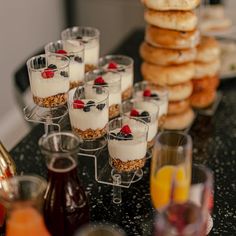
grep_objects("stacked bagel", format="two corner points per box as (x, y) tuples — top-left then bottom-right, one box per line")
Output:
(140, 0), (201, 130)
(191, 36), (221, 108)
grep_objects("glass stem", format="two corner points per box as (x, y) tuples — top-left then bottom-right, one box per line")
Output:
(112, 174), (122, 204)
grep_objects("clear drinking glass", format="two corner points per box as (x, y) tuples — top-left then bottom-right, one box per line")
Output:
(0, 175), (50, 236)
(99, 55), (134, 101)
(61, 26), (100, 72)
(107, 116), (148, 172)
(121, 98), (159, 148)
(133, 81), (168, 128)
(150, 132), (192, 211)
(75, 224), (126, 236)
(85, 68), (121, 119)
(45, 40), (85, 89)
(153, 164), (213, 236)
(39, 132), (89, 236)
(27, 54), (70, 108)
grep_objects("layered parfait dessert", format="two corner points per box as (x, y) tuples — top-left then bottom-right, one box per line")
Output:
(133, 81), (168, 127)
(61, 26), (100, 72)
(68, 86), (109, 140)
(45, 40), (85, 89)
(99, 55), (134, 101)
(85, 69), (121, 119)
(27, 54), (70, 108)
(122, 99), (159, 148)
(108, 117), (148, 172)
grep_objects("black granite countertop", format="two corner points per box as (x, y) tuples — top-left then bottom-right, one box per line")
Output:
(10, 30), (236, 235)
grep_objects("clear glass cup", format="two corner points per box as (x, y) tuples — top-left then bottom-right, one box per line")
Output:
(153, 202), (206, 236)
(68, 85), (109, 140)
(85, 68), (121, 119)
(0, 175), (50, 236)
(99, 55), (134, 101)
(190, 164), (214, 234)
(133, 81), (169, 128)
(27, 54), (70, 108)
(61, 26), (100, 72)
(75, 224), (126, 236)
(121, 98), (159, 148)
(107, 116), (148, 172)
(45, 40), (85, 89)
(153, 164), (213, 236)
(39, 132), (89, 236)
(150, 132), (192, 211)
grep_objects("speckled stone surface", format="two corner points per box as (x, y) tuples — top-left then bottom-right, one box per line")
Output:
(9, 30), (236, 235)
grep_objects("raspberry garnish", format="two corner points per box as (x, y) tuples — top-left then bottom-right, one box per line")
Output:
(94, 76), (106, 85)
(143, 89), (151, 97)
(73, 100), (84, 109)
(108, 61), (118, 69)
(120, 125), (132, 135)
(130, 109), (139, 117)
(55, 49), (67, 54)
(41, 68), (54, 79)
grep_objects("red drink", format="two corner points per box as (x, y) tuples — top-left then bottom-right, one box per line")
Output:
(154, 202), (206, 236)
(44, 156), (89, 236)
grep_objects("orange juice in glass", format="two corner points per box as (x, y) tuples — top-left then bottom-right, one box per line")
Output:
(150, 132), (192, 211)
(0, 175), (51, 236)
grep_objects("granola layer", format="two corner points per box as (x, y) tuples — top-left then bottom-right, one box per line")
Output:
(33, 93), (67, 108)
(109, 104), (120, 120)
(111, 157), (146, 172)
(69, 81), (84, 90)
(72, 126), (106, 139)
(147, 136), (155, 149)
(158, 114), (167, 129)
(85, 64), (97, 73)
(122, 86), (132, 101)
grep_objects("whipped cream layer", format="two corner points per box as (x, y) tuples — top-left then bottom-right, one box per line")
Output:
(86, 72), (121, 106)
(69, 99), (108, 131)
(135, 91), (168, 117)
(82, 37), (99, 65)
(30, 71), (69, 98)
(69, 60), (85, 82)
(63, 40), (84, 53)
(108, 121), (147, 162)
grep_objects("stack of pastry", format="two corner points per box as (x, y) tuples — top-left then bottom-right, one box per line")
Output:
(140, 0), (200, 130)
(191, 36), (221, 109)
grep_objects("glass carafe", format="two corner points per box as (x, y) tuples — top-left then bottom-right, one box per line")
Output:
(39, 132), (89, 236)
(0, 175), (50, 236)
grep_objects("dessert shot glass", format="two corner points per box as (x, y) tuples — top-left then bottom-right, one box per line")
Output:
(99, 55), (134, 101)
(133, 81), (169, 128)
(68, 85), (109, 141)
(27, 54), (70, 108)
(107, 116), (148, 172)
(61, 26), (100, 72)
(45, 40), (85, 89)
(85, 68), (121, 119)
(122, 98), (159, 148)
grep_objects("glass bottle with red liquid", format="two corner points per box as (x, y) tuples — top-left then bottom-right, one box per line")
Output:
(39, 132), (89, 236)
(0, 140), (17, 231)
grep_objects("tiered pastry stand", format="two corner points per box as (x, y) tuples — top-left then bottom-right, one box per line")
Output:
(23, 104), (151, 204)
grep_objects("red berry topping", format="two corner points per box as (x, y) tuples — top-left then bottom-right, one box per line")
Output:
(94, 76), (106, 85)
(41, 68), (54, 79)
(73, 100), (84, 109)
(108, 61), (118, 69)
(143, 89), (151, 97)
(130, 109), (139, 117)
(120, 125), (132, 135)
(55, 49), (67, 54)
